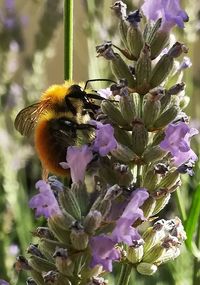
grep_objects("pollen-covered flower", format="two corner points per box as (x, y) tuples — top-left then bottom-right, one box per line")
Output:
(60, 145), (93, 183)
(29, 180), (61, 218)
(160, 122), (198, 166)
(141, 0), (188, 32)
(90, 235), (120, 272)
(91, 121), (117, 156)
(111, 188), (149, 245)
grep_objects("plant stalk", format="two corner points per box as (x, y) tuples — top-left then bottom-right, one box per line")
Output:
(64, 0), (73, 80)
(117, 263), (132, 285)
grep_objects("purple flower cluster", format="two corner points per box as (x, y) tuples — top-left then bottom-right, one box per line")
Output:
(90, 188), (149, 271)
(29, 180), (61, 218)
(160, 122), (198, 166)
(141, 0), (188, 32)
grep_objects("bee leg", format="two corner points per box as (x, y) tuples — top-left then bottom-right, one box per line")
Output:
(42, 167), (49, 181)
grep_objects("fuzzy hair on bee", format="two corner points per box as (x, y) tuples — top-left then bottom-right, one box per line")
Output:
(15, 80), (114, 177)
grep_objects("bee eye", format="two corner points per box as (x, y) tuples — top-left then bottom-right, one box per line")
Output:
(69, 84), (83, 93)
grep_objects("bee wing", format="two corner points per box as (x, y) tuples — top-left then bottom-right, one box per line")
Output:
(14, 100), (49, 136)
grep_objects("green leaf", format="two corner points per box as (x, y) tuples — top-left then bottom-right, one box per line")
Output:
(185, 184), (200, 258)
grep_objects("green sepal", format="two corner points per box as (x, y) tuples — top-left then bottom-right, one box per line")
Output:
(28, 255), (56, 273)
(153, 105), (179, 129)
(143, 96), (161, 128)
(58, 187), (82, 220)
(30, 270), (45, 285)
(132, 122), (148, 156)
(142, 168), (159, 192)
(48, 217), (71, 245)
(143, 146), (166, 163)
(111, 143), (139, 163)
(127, 25), (144, 60)
(157, 170), (180, 189)
(101, 100), (128, 127)
(127, 245), (144, 263)
(141, 196), (156, 218)
(136, 262), (158, 276)
(152, 193), (171, 215)
(119, 19), (129, 50)
(150, 30), (169, 59)
(39, 238), (66, 261)
(71, 183), (89, 216)
(110, 53), (136, 88)
(150, 54), (174, 88)
(119, 93), (140, 124)
(135, 43), (152, 94)
(70, 229), (89, 251)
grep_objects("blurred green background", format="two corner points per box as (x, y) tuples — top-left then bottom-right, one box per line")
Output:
(0, 0), (200, 284)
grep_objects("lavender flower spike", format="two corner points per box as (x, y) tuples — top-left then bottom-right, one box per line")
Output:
(90, 235), (120, 272)
(91, 121), (117, 156)
(111, 188), (149, 245)
(60, 145), (93, 183)
(29, 180), (61, 218)
(160, 122), (198, 166)
(0, 280), (9, 285)
(141, 0), (188, 32)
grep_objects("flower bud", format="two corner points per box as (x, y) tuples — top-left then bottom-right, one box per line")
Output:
(142, 168), (159, 192)
(143, 221), (166, 252)
(48, 216), (71, 244)
(111, 1), (127, 20)
(168, 42), (188, 58)
(119, 93), (140, 124)
(27, 244), (44, 258)
(53, 248), (74, 276)
(136, 262), (157, 275)
(152, 130), (165, 146)
(71, 182), (89, 217)
(84, 210), (102, 234)
(127, 240), (144, 263)
(39, 238), (66, 260)
(30, 271), (44, 285)
(28, 256), (56, 273)
(126, 12), (144, 59)
(153, 105), (180, 129)
(110, 53), (136, 88)
(167, 82), (185, 96)
(160, 93), (171, 113)
(148, 27), (169, 59)
(58, 188), (81, 220)
(150, 54), (174, 88)
(141, 196), (156, 218)
(87, 276), (108, 285)
(15, 255), (32, 272)
(70, 225), (89, 250)
(33, 227), (54, 239)
(152, 193), (171, 215)
(132, 121), (148, 156)
(111, 143), (138, 163)
(143, 244), (166, 263)
(114, 126), (132, 147)
(143, 95), (161, 128)
(143, 146), (166, 163)
(101, 100), (127, 127)
(135, 43), (152, 94)
(157, 170), (180, 189)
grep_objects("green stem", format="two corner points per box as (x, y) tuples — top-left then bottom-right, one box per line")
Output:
(136, 164), (142, 188)
(117, 263), (132, 285)
(193, 220), (200, 285)
(175, 188), (187, 222)
(64, 0), (73, 80)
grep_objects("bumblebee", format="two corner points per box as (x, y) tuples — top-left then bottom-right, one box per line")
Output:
(15, 80), (115, 177)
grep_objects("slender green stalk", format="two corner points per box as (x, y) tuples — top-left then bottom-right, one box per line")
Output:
(136, 164), (142, 188)
(193, 220), (200, 285)
(64, 0), (73, 80)
(175, 188), (187, 222)
(117, 263), (132, 285)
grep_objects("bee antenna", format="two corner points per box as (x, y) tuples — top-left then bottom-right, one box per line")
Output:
(84, 79), (117, 90)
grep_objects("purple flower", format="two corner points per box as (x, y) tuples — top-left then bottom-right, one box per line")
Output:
(178, 56), (192, 71)
(91, 121), (117, 156)
(141, 0), (188, 32)
(90, 235), (120, 272)
(0, 280), (9, 285)
(160, 122), (198, 166)
(60, 145), (93, 183)
(29, 180), (61, 218)
(111, 188), (149, 245)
